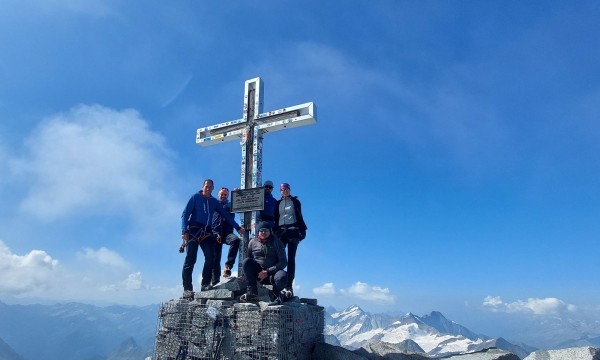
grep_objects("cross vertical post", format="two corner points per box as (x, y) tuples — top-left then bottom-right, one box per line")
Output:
(239, 78), (263, 275)
(196, 77), (316, 276)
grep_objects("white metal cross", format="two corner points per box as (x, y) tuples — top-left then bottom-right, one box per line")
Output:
(196, 77), (316, 273)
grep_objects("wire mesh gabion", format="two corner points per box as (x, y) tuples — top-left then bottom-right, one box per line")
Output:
(152, 298), (324, 360)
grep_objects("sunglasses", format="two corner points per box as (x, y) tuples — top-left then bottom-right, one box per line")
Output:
(258, 228), (270, 233)
(265, 186), (273, 189)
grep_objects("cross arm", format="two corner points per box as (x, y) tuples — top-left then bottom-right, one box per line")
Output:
(255, 102), (316, 133)
(196, 118), (247, 146)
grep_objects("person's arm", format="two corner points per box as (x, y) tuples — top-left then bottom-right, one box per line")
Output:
(274, 200), (281, 231)
(268, 240), (288, 274)
(211, 211), (221, 236)
(294, 197), (307, 231)
(181, 195), (196, 234)
(215, 199), (245, 234)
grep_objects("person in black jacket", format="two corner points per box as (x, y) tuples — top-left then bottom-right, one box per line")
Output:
(274, 182), (307, 298)
(260, 180), (277, 229)
(211, 187), (240, 284)
(240, 221), (289, 305)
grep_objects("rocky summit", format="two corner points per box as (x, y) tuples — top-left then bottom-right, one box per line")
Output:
(152, 277), (324, 360)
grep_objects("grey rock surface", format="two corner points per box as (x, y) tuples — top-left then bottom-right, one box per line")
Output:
(443, 348), (520, 360)
(362, 338), (426, 356)
(523, 346), (600, 360)
(312, 342), (369, 360)
(196, 288), (235, 299)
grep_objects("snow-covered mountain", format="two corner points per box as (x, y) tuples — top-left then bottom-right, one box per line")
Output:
(325, 305), (533, 358)
(326, 304), (397, 348)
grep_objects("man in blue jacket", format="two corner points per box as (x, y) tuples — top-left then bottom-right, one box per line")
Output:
(181, 179), (245, 300)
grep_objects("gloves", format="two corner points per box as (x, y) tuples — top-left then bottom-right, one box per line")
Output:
(299, 230), (306, 240)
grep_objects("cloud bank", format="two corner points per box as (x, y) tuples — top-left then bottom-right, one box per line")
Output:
(78, 247), (130, 269)
(313, 281), (395, 305)
(483, 295), (577, 315)
(10, 104), (180, 234)
(0, 240), (178, 303)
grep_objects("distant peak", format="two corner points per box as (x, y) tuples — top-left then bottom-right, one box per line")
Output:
(344, 304), (363, 313)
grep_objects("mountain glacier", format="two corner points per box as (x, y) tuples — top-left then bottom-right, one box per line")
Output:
(325, 305), (533, 358)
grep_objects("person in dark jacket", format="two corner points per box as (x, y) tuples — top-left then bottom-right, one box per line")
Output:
(180, 179), (244, 300)
(274, 182), (307, 297)
(260, 180), (277, 229)
(211, 187), (240, 284)
(240, 221), (290, 305)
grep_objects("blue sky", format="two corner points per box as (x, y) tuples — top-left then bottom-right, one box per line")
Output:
(1, 0), (600, 342)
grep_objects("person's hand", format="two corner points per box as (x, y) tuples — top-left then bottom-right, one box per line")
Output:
(182, 232), (189, 241)
(258, 270), (268, 281)
(237, 227), (246, 235)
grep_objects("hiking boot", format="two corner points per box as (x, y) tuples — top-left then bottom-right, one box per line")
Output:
(281, 288), (293, 300)
(268, 297), (283, 306)
(200, 284), (213, 292)
(240, 293), (259, 303)
(181, 290), (194, 300)
(223, 264), (232, 278)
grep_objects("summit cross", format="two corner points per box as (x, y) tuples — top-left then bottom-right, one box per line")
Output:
(196, 77), (316, 275)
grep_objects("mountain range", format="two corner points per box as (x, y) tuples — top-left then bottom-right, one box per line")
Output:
(1, 299), (598, 360)
(325, 305), (536, 358)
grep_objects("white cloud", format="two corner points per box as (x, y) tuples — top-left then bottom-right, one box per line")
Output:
(483, 295), (577, 315)
(78, 247), (129, 269)
(342, 282), (395, 304)
(123, 272), (142, 290)
(313, 282), (337, 295)
(98, 273), (143, 292)
(0, 240), (178, 303)
(312, 281), (395, 305)
(0, 240), (61, 294)
(11, 104), (180, 233)
(483, 295), (503, 308)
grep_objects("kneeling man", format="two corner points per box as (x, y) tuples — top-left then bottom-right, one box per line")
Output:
(241, 221), (291, 305)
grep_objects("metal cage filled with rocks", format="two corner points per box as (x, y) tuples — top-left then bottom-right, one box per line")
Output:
(153, 296), (324, 360)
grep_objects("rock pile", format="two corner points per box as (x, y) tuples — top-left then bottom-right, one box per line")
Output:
(152, 277), (324, 359)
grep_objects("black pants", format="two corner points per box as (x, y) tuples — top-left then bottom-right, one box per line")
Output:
(182, 234), (216, 291)
(242, 258), (287, 295)
(211, 233), (240, 285)
(277, 227), (301, 290)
